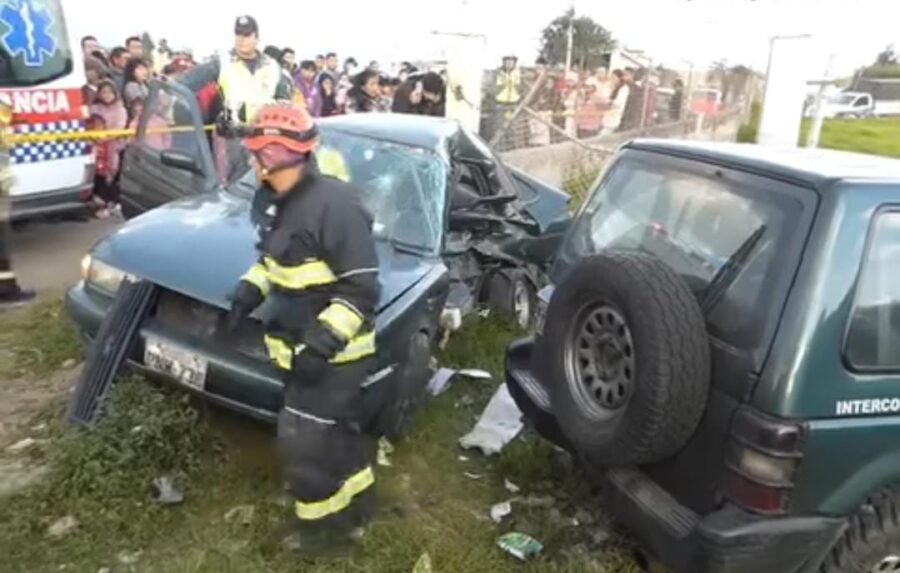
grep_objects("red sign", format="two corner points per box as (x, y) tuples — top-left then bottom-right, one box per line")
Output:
(0, 88), (85, 124)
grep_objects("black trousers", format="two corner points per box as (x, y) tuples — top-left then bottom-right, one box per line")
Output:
(277, 356), (376, 536)
(0, 218), (19, 298)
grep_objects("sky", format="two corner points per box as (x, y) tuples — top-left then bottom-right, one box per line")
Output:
(66, 0), (900, 78)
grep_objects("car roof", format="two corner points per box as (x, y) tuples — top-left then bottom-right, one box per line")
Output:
(626, 139), (900, 188)
(318, 113), (461, 154)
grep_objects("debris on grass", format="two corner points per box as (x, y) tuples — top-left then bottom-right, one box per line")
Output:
(6, 437), (43, 453)
(427, 368), (457, 396)
(224, 504), (255, 525)
(116, 550), (142, 565)
(574, 508), (595, 526)
(377, 437), (395, 467)
(459, 385), (523, 455)
(464, 472), (483, 480)
(458, 455), (469, 462)
(47, 515), (78, 538)
(412, 551), (433, 573)
(458, 369), (492, 380)
(490, 500), (513, 523)
(497, 532), (544, 561)
(504, 478), (521, 494)
(152, 476), (184, 505)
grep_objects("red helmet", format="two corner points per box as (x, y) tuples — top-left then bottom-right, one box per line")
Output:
(243, 103), (318, 154)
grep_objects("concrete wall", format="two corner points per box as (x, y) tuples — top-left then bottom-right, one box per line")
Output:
(500, 113), (741, 190)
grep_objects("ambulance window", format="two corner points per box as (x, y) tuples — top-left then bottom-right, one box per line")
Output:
(0, 0), (74, 87)
(846, 212), (900, 370)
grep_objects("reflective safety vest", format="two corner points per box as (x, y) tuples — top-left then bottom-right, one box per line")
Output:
(218, 54), (283, 123)
(496, 69), (521, 105)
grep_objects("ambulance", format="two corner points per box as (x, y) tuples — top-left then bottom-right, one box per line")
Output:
(0, 0), (94, 221)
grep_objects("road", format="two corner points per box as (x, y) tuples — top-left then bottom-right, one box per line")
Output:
(9, 217), (122, 293)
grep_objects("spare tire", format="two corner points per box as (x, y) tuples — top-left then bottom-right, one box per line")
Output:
(538, 250), (709, 465)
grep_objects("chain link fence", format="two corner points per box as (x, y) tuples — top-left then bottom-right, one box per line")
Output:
(480, 69), (748, 206)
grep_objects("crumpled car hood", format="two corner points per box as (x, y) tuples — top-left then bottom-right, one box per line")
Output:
(92, 191), (436, 312)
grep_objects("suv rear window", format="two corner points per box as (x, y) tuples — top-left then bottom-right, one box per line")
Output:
(557, 151), (807, 354)
(845, 212), (900, 370)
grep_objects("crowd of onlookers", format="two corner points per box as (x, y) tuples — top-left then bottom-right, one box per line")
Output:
(486, 55), (688, 148)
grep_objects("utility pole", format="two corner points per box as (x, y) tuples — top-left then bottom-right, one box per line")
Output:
(565, 0), (575, 74)
(807, 54), (836, 149)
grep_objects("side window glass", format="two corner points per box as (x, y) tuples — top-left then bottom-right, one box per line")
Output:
(140, 88), (201, 158)
(846, 212), (900, 369)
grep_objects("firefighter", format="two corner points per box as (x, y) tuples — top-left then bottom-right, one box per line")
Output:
(0, 102), (34, 308)
(180, 15), (293, 128)
(224, 102), (379, 551)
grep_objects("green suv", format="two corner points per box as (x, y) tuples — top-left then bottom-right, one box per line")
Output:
(505, 140), (900, 572)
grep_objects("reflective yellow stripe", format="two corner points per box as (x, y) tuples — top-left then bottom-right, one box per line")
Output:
(318, 302), (363, 340)
(294, 466), (374, 521)
(266, 331), (375, 371)
(241, 263), (270, 297)
(264, 335), (294, 370)
(264, 257), (337, 290)
(331, 331), (375, 364)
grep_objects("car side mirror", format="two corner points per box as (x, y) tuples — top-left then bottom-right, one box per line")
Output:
(160, 150), (204, 176)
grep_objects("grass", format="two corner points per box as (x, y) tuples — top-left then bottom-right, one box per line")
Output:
(0, 294), (82, 379)
(799, 117), (900, 158)
(0, 305), (640, 573)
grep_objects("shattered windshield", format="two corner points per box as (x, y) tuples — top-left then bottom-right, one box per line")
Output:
(231, 129), (447, 255)
(0, 0), (74, 87)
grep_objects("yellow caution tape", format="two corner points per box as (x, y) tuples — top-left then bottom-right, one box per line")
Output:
(1, 124), (216, 145)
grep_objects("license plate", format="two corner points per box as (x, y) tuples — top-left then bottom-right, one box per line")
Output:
(143, 337), (208, 390)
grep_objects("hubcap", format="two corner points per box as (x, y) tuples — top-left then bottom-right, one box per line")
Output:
(564, 304), (635, 419)
(513, 280), (531, 328)
(872, 555), (900, 572)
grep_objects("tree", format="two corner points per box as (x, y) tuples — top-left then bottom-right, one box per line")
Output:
(539, 9), (615, 71)
(876, 45), (897, 66)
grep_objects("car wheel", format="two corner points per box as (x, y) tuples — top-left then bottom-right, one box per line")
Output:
(537, 250), (710, 465)
(821, 490), (900, 573)
(380, 331), (433, 441)
(488, 269), (536, 329)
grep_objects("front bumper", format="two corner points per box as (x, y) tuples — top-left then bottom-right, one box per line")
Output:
(11, 183), (92, 221)
(504, 337), (847, 573)
(66, 282), (284, 421)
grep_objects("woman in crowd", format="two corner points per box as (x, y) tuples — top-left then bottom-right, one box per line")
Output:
(123, 58), (151, 111)
(346, 69), (389, 113)
(319, 74), (340, 116)
(602, 69), (629, 135)
(89, 80), (127, 217)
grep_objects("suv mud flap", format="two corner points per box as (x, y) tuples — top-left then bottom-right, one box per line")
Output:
(67, 280), (159, 425)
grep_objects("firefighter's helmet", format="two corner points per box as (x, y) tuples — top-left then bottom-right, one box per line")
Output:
(243, 103), (318, 155)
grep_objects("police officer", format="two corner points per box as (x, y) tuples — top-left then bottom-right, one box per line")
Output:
(180, 15), (293, 126)
(0, 102), (33, 308)
(225, 102), (379, 551)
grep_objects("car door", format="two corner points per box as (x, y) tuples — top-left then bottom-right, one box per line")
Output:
(119, 80), (216, 217)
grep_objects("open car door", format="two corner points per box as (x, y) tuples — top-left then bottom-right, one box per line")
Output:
(119, 80), (216, 218)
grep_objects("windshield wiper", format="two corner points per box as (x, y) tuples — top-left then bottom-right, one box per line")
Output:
(699, 225), (767, 314)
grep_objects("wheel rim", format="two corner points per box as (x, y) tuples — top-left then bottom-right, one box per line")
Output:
(872, 555), (900, 572)
(513, 280), (531, 328)
(563, 303), (636, 420)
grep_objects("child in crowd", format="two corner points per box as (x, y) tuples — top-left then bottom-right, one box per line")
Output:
(89, 80), (127, 218)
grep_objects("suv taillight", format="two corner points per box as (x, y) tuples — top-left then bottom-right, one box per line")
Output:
(723, 407), (805, 514)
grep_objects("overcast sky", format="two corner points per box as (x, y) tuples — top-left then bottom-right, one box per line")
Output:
(67, 0), (899, 77)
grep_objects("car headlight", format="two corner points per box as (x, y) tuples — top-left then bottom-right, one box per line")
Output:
(81, 255), (126, 295)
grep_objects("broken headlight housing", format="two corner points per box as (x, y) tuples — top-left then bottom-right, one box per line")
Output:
(81, 254), (126, 295)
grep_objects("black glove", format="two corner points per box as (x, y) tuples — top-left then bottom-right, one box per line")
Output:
(300, 322), (346, 361)
(215, 108), (237, 138)
(222, 281), (264, 333)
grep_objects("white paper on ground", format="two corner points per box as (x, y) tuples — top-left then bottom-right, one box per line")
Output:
(427, 368), (457, 396)
(457, 369), (493, 380)
(490, 501), (513, 523)
(458, 384), (524, 455)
